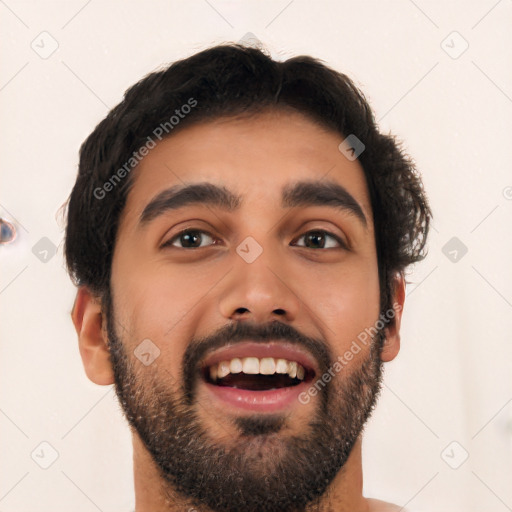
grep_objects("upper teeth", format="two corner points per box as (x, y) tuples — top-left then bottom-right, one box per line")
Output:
(209, 357), (306, 381)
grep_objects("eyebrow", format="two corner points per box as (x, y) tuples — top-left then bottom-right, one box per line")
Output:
(139, 180), (368, 228)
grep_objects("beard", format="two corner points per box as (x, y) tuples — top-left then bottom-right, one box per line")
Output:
(104, 293), (387, 512)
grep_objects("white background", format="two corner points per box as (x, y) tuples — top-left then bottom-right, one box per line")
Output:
(1, 1), (512, 511)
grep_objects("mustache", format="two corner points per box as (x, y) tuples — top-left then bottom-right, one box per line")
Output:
(181, 319), (333, 404)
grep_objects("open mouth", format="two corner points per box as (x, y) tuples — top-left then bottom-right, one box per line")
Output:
(203, 357), (315, 391)
(198, 341), (319, 411)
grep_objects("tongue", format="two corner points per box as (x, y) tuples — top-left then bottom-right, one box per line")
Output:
(215, 373), (299, 390)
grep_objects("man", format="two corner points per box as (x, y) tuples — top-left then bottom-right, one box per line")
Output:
(65, 43), (431, 511)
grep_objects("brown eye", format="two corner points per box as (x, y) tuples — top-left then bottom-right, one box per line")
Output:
(293, 230), (346, 250)
(163, 229), (217, 249)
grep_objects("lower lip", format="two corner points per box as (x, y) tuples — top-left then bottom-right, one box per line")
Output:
(202, 380), (311, 413)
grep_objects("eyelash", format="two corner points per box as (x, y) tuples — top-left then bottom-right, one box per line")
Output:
(162, 228), (348, 251)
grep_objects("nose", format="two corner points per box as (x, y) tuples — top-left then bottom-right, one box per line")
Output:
(218, 249), (302, 326)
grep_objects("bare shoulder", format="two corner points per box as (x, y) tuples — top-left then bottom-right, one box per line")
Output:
(366, 498), (403, 511)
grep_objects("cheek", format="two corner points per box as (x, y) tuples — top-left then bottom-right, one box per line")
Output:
(306, 259), (380, 356)
(111, 258), (219, 374)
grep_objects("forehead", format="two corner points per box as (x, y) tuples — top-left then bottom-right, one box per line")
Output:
(120, 110), (373, 229)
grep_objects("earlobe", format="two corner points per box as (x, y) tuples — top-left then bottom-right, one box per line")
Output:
(71, 287), (114, 385)
(380, 273), (406, 363)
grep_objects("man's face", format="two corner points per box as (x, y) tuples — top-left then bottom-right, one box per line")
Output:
(107, 110), (386, 511)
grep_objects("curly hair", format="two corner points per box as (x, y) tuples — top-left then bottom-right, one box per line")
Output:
(64, 43), (432, 316)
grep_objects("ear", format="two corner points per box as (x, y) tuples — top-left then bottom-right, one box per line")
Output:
(71, 287), (114, 385)
(380, 272), (406, 363)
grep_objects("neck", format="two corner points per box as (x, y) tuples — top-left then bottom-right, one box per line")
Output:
(133, 432), (370, 512)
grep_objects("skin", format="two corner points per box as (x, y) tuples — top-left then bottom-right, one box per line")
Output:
(72, 109), (406, 512)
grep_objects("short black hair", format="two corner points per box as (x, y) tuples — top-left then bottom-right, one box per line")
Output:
(64, 43), (432, 317)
